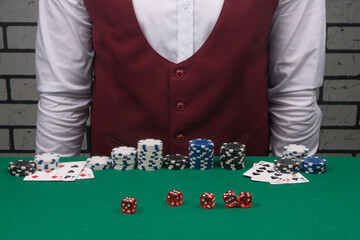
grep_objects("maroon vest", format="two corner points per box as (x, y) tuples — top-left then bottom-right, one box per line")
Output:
(84, 0), (279, 156)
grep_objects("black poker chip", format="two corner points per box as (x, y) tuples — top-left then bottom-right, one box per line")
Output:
(220, 161), (245, 170)
(220, 142), (246, 153)
(8, 160), (36, 177)
(220, 142), (246, 170)
(162, 154), (189, 170)
(273, 157), (300, 173)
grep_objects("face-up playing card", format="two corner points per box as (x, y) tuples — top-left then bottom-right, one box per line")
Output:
(243, 161), (269, 178)
(23, 169), (65, 181)
(243, 161), (309, 184)
(61, 162), (88, 181)
(24, 161), (87, 182)
(76, 167), (95, 180)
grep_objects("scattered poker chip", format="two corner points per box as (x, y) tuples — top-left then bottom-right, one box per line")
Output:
(188, 139), (214, 170)
(273, 157), (300, 174)
(86, 156), (112, 170)
(112, 146), (137, 171)
(220, 142), (246, 170)
(163, 154), (189, 170)
(301, 156), (327, 174)
(8, 160), (36, 177)
(283, 144), (309, 162)
(34, 153), (60, 171)
(137, 139), (163, 171)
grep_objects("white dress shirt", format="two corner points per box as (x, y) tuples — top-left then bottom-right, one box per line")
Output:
(35, 0), (326, 157)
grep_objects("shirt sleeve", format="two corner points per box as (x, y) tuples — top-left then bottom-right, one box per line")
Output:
(36, 0), (94, 156)
(268, 0), (326, 156)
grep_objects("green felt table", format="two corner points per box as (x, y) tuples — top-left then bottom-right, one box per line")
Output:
(1, 156), (359, 240)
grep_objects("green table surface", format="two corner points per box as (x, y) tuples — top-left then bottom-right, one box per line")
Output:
(1, 156), (359, 240)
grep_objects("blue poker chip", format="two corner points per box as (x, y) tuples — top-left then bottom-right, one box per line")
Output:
(301, 156), (326, 166)
(189, 139), (214, 147)
(301, 156), (326, 174)
(188, 138), (214, 170)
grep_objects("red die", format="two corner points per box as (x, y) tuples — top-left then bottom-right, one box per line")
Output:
(121, 197), (137, 214)
(200, 193), (216, 209)
(222, 190), (239, 208)
(238, 192), (252, 208)
(167, 190), (183, 206)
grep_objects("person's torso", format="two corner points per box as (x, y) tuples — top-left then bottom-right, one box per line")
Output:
(83, 0), (279, 156)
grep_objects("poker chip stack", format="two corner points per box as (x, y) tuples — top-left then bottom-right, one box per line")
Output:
(188, 139), (214, 170)
(137, 139), (163, 171)
(86, 156), (112, 170)
(283, 144), (309, 163)
(301, 156), (327, 174)
(220, 142), (246, 170)
(8, 160), (36, 176)
(162, 154), (189, 170)
(34, 153), (60, 171)
(273, 157), (300, 174)
(111, 146), (137, 171)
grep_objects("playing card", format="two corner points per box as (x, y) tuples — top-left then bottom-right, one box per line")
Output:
(76, 167), (95, 180)
(24, 161), (87, 182)
(61, 162), (87, 181)
(243, 161), (309, 184)
(23, 169), (65, 181)
(268, 173), (309, 185)
(243, 161), (270, 178)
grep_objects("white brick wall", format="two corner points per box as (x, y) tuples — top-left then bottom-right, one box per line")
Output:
(323, 80), (360, 102)
(0, 53), (35, 75)
(320, 105), (357, 126)
(325, 54), (360, 76)
(327, 27), (360, 50)
(0, 129), (10, 150)
(10, 78), (39, 101)
(7, 26), (37, 49)
(0, 0), (39, 22)
(0, 29), (3, 49)
(0, 79), (7, 100)
(326, 0), (360, 23)
(13, 128), (36, 150)
(319, 130), (360, 151)
(0, 0), (359, 156)
(0, 104), (37, 125)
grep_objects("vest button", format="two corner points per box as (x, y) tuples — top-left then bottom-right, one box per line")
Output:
(176, 133), (185, 143)
(175, 69), (185, 78)
(175, 101), (186, 111)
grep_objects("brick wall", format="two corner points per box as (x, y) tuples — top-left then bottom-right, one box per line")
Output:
(320, 0), (360, 157)
(0, 0), (359, 157)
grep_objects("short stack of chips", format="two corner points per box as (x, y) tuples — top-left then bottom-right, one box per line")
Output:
(162, 154), (189, 170)
(283, 144), (309, 163)
(8, 160), (36, 176)
(301, 156), (327, 174)
(188, 139), (214, 170)
(273, 157), (300, 173)
(111, 146), (137, 171)
(220, 142), (246, 170)
(34, 153), (60, 171)
(137, 139), (163, 171)
(86, 156), (112, 170)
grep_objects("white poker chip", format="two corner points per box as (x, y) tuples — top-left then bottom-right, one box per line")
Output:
(137, 139), (163, 149)
(137, 139), (163, 171)
(112, 146), (137, 156)
(34, 152), (60, 171)
(86, 156), (112, 170)
(34, 152), (60, 164)
(283, 144), (309, 158)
